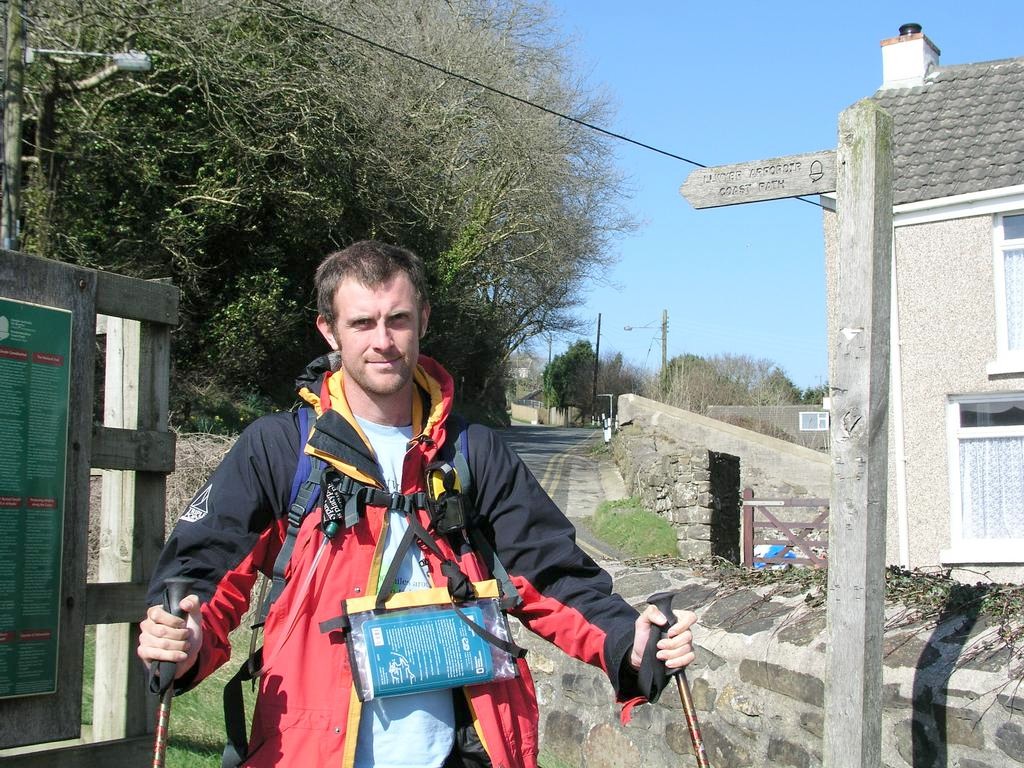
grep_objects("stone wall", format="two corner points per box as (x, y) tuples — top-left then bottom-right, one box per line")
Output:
(519, 561), (1023, 768)
(554, 395), (1021, 766)
(617, 395), (830, 499)
(611, 425), (740, 561)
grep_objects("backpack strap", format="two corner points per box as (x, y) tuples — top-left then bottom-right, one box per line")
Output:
(449, 420), (522, 612)
(221, 648), (261, 768)
(256, 406), (325, 626)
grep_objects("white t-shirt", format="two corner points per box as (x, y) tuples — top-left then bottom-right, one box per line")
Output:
(353, 416), (455, 768)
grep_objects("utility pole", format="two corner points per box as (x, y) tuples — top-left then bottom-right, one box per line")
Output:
(592, 313), (601, 417)
(2, 0), (24, 251)
(661, 309), (668, 375)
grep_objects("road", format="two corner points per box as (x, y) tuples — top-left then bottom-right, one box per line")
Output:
(497, 425), (628, 561)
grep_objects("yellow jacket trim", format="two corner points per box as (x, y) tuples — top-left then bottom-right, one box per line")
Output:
(342, 686), (362, 768)
(413, 364), (445, 438)
(344, 580), (500, 615)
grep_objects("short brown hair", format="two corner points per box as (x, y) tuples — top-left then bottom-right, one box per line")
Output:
(315, 240), (429, 326)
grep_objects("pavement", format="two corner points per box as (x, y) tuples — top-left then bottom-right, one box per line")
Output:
(500, 426), (631, 562)
(558, 436), (631, 562)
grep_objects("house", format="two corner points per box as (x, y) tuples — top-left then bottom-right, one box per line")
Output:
(823, 24), (1024, 582)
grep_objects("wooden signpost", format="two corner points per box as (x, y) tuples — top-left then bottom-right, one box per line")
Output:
(680, 149), (836, 209)
(680, 100), (893, 768)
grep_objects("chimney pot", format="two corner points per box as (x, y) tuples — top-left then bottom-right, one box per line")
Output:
(880, 24), (940, 89)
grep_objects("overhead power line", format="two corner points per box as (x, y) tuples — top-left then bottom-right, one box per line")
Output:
(262, 0), (825, 209)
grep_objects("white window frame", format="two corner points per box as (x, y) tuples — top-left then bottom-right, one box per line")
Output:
(798, 411), (829, 432)
(942, 393), (1024, 564)
(986, 212), (1024, 375)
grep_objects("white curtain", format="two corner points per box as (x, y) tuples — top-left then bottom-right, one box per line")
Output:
(960, 436), (1024, 538)
(1006, 248), (1024, 351)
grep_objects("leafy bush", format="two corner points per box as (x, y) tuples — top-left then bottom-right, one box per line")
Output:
(173, 384), (277, 434)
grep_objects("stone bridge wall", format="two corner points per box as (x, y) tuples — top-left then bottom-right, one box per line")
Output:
(520, 562), (1022, 768)
(616, 394), (830, 499)
(611, 395), (830, 562)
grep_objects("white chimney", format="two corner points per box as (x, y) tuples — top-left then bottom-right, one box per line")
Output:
(880, 23), (941, 90)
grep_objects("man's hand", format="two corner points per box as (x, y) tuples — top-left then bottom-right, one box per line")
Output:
(630, 604), (697, 671)
(137, 594), (203, 680)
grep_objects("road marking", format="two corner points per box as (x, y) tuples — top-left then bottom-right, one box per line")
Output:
(538, 452), (568, 494)
(576, 538), (604, 560)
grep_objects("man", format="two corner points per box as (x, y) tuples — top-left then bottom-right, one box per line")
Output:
(138, 240), (696, 768)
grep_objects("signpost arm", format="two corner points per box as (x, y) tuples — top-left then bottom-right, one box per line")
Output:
(823, 99), (893, 768)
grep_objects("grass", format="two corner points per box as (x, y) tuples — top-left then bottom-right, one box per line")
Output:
(82, 623), (258, 767)
(589, 497), (678, 558)
(166, 622), (261, 767)
(538, 751), (578, 768)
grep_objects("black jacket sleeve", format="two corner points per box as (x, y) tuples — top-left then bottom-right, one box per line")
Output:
(463, 424), (642, 701)
(146, 411), (301, 607)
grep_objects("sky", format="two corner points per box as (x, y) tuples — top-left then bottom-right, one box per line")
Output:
(542, 1), (1024, 389)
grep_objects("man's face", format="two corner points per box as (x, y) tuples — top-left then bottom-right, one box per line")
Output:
(315, 273), (430, 417)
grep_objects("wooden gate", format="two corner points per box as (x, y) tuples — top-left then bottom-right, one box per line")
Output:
(741, 487), (829, 568)
(0, 251), (177, 765)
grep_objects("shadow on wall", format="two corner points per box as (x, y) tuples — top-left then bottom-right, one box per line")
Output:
(910, 582), (991, 768)
(709, 450), (741, 564)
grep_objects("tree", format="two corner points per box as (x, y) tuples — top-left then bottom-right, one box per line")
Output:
(595, 351), (645, 404)
(655, 352), (801, 413)
(800, 384), (829, 405)
(543, 340), (596, 417)
(658, 354), (742, 413)
(20, 0), (632, 425)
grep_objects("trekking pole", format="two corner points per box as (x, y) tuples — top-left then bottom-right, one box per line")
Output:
(151, 577), (194, 768)
(648, 591), (711, 768)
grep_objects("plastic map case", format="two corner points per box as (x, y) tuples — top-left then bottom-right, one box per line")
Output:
(347, 598), (517, 700)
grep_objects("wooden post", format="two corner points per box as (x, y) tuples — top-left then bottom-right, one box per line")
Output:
(592, 312), (602, 416)
(741, 487), (754, 567)
(660, 309), (668, 377)
(125, 317), (173, 736)
(823, 100), (893, 768)
(92, 316), (141, 740)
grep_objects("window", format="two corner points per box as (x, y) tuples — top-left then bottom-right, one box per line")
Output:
(798, 411), (829, 431)
(944, 394), (1024, 563)
(988, 213), (1024, 374)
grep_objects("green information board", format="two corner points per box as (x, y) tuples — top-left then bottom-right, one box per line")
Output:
(0, 297), (72, 699)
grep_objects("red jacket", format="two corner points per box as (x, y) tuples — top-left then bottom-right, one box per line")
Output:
(150, 355), (644, 767)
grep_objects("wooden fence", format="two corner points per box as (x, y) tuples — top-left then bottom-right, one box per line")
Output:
(0, 251), (177, 765)
(741, 487), (829, 568)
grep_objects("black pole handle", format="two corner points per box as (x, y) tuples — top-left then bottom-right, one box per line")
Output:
(648, 591), (710, 767)
(635, 590), (680, 703)
(646, 590), (679, 675)
(150, 577), (194, 696)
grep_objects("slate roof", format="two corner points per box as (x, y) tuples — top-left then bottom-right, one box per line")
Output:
(872, 56), (1024, 205)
